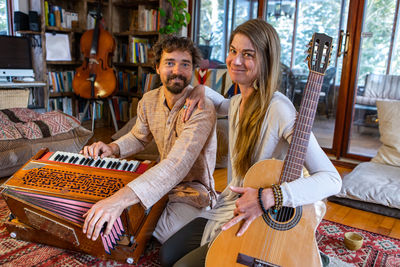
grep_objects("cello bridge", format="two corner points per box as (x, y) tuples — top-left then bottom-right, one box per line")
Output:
(89, 58), (99, 65)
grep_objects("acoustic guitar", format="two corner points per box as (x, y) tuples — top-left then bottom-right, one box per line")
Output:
(205, 33), (333, 267)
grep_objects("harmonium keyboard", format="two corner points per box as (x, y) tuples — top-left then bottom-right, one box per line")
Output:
(1, 148), (167, 264)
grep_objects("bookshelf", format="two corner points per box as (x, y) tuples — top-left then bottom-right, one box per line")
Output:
(111, 0), (162, 122)
(17, 0), (163, 124)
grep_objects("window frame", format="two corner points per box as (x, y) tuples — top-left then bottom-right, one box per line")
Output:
(1, 0), (13, 35)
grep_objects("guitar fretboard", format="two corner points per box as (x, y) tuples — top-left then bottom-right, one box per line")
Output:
(280, 72), (325, 183)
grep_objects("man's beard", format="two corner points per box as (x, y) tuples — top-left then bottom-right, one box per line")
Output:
(166, 74), (189, 94)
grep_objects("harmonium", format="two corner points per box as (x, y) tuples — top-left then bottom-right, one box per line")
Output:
(1, 148), (167, 264)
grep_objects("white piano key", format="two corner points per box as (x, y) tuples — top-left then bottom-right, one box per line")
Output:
(128, 160), (140, 172)
(48, 151), (142, 173)
(117, 159), (127, 170)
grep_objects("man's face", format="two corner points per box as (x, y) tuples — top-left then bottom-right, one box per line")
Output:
(156, 50), (193, 95)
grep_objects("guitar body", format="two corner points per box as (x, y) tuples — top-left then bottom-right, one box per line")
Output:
(205, 159), (322, 267)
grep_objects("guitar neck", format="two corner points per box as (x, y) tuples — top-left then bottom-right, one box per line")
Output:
(280, 71), (325, 183)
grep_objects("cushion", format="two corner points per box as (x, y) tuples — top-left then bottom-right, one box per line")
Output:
(371, 100), (400, 167)
(356, 74), (400, 106)
(0, 108), (93, 178)
(335, 162), (400, 209)
(191, 68), (236, 97)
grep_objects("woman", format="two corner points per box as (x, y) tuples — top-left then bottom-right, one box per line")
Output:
(161, 19), (342, 267)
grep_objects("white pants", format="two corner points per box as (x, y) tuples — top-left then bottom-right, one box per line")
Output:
(153, 201), (206, 244)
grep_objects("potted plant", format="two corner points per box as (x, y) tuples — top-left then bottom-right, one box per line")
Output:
(159, 0), (191, 34)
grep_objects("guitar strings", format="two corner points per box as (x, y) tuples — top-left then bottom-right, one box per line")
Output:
(275, 72), (319, 264)
(262, 72), (323, 264)
(280, 73), (323, 263)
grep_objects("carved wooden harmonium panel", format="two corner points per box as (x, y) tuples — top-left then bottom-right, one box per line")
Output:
(1, 148), (162, 263)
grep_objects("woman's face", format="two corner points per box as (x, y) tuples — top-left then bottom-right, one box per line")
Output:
(226, 33), (259, 89)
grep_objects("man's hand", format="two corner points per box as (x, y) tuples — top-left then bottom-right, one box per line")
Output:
(183, 84), (206, 122)
(82, 187), (139, 240)
(222, 186), (275, 236)
(80, 141), (120, 159)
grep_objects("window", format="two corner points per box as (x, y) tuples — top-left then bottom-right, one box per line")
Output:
(192, 0), (400, 161)
(193, 0), (258, 63)
(266, 1), (295, 67)
(266, 0), (348, 152)
(0, 0), (9, 35)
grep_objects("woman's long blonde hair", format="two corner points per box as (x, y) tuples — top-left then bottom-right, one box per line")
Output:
(232, 19), (281, 177)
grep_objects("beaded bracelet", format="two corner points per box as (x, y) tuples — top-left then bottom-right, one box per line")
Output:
(258, 187), (269, 214)
(271, 184), (283, 213)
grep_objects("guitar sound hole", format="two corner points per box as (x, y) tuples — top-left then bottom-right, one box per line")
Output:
(261, 206), (302, 231)
(269, 207), (294, 222)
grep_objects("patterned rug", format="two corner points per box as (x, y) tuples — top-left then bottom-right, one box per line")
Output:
(1, 197), (400, 266)
(316, 220), (400, 266)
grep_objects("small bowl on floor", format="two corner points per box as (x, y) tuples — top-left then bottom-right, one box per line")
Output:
(344, 232), (364, 250)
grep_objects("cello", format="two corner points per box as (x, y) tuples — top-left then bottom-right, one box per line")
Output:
(72, 1), (117, 99)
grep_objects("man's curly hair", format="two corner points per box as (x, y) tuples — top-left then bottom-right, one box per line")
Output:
(152, 35), (202, 69)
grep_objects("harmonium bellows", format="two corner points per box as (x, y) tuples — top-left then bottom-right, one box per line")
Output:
(1, 148), (167, 264)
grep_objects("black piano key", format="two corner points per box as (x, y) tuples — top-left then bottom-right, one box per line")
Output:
(79, 157), (86, 165)
(122, 162), (128, 170)
(106, 161), (112, 168)
(68, 156), (75, 163)
(127, 163), (133, 171)
(115, 162), (121, 170)
(94, 159), (101, 167)
(99, 160), (106, 167)
(88, 158), (95, 166)
(111, 161), (118, 169)
(73, 157), (80, 164)
(54, 154), (61, 161)
(83, 158), (91, 165)
(60, 155), (67, 162)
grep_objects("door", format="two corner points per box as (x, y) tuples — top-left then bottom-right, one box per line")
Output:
(266, 0), (400, 160)
(343, 0), (400, 159)
(266, 0), (350, 151)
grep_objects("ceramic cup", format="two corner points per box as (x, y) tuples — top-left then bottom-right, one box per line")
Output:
(344, 232), (364, 250)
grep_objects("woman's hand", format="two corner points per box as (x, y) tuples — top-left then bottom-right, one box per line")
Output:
(183, 84), (206, 122)
(222, 186), (275, 236)
(80, 141), (120, 159)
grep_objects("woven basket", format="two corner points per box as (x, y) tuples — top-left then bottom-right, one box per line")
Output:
(0, 89), (30, 109)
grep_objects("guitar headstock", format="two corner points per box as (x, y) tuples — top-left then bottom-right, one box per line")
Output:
(306, 33), (333, 75)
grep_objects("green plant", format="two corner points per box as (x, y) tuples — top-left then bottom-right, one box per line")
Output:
(159, 0), (191, 34)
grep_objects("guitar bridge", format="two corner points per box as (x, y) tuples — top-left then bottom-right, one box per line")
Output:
(237, 253), (281, 267)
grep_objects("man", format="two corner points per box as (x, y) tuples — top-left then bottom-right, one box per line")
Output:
(81, 35), (218, 244)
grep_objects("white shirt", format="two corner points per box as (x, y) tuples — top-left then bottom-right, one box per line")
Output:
(200, 89), (342, 244)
